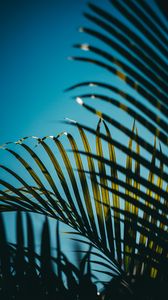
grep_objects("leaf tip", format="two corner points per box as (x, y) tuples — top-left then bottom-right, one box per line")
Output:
(67, 56), (74, 61)
(80, 43), (90, 51)
(65, 117), (77, 124)
(78, 27), (84, 32)
(76, 97), (84, 106)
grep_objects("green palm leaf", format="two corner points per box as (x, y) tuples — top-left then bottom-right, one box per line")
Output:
(0, 0), (168, 292)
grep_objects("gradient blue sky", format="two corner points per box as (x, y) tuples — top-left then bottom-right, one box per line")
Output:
(1, 0), (163, 144)
(0, 0), (135, 186)
(1, 0), (85, 142)
(1, 0), (118, 144)
(1, 0), (122, 263)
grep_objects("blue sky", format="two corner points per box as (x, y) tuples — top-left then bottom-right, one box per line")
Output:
(1, 0), (164, 144)
(1, 0), (117, 143)
(1, 0), (86, 142)
(1, 0), (122, 263)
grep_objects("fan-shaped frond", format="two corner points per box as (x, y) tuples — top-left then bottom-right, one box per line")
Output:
(0, 117), (167, 281)
(0, 0), (168, 293)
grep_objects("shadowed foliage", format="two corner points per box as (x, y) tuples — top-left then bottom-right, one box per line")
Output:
(0, 212), (99, 300)
(0, 212), (167, 299)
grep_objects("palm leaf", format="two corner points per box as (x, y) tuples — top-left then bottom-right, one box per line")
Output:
(0, 118), (167, 280)
(0, 0), (168, 291)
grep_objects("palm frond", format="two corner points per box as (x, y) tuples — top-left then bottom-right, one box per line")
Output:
(0, 212), (99, 299)
(0, 0), (168, 293)
(0, 117), (167, 280)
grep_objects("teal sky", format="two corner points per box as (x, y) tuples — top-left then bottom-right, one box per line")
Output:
(1, 0), (86, 143)
(0, 0), (135, 186)
(1, 0), (119, 144)
(1, 0), (165, 144)
(1, 0), (122, 266)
